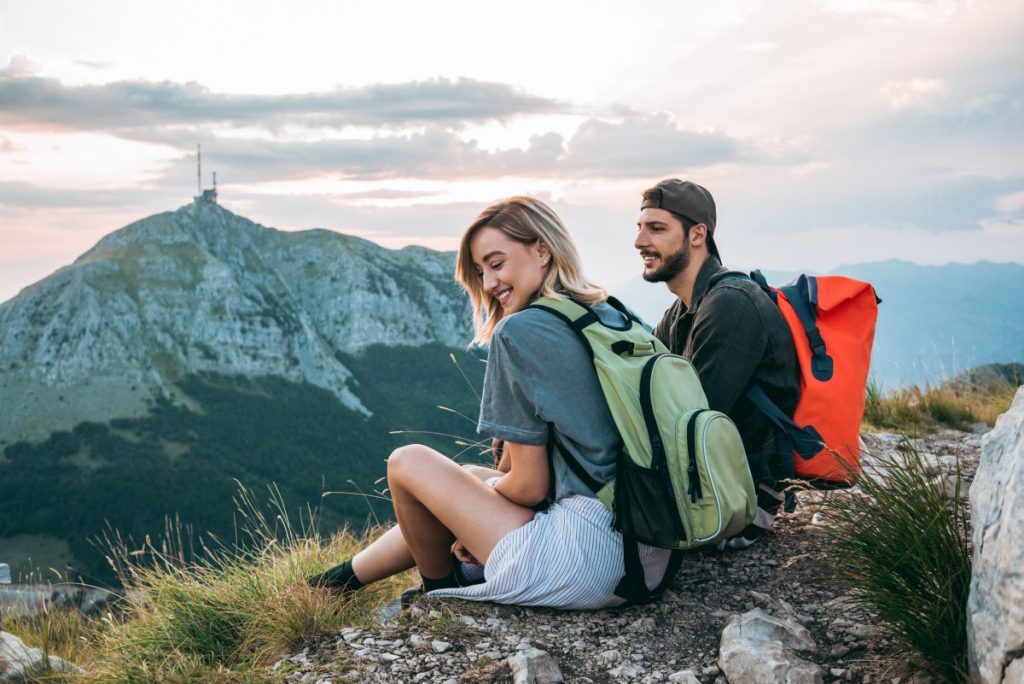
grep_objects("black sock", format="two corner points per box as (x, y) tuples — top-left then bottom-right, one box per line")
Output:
(421, 570), (460, 592)
(308, 559), (364, 592)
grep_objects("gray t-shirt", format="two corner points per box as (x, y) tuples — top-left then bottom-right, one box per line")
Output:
(478, 301), (626, 500)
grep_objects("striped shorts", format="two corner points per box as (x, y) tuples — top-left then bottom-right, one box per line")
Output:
(429, 495), (671, 610)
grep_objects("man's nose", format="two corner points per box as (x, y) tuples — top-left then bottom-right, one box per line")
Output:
(634, 231), (648, 250)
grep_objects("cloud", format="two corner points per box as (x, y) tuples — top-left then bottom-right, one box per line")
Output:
(0, 75), (567, 131)
(73, 59), (113, 70)
(995, 191), (1024, 213)
(134, 113), (742, 185)
(821, 0), (966, 23)
(0, 54), (40, 78)
(562, 114), (740, 175)
(0, 181), (180, 210)
(881, 78), (948, 109)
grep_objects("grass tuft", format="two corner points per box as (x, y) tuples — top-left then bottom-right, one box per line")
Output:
(816, 442), (971, 682)
(6, 484), (410, 682)
(863, 376), (1018, 436)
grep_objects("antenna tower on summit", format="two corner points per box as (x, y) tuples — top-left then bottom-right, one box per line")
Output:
(194, 144), (219, 204)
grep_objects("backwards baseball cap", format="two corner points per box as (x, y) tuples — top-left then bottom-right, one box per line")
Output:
(640, 179), (719, 260)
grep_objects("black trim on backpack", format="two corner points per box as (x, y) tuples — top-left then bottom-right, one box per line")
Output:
(686, 409), (705, 503)
(606, 296), (645, 327)
(550, 436), (604, 494)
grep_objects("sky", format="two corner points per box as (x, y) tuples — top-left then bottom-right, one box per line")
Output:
(1, 0), (1022, 303)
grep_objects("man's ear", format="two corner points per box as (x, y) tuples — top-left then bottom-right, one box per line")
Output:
(690, 223), (708, 248)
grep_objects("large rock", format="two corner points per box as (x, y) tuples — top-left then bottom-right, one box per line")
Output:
(0, 631), (84, 682)
(968, 386), (1024, 683)
(718, 608), (822, 684)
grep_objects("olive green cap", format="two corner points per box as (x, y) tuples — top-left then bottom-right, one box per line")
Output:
(641, 179), (719, 259)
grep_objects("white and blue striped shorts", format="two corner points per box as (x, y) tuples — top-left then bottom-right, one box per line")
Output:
(429, 495), (671, 610)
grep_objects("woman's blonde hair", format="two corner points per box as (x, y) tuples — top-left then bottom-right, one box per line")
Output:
(455, 196), (606, 345)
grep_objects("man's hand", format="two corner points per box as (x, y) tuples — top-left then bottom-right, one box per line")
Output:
(452, 540), (479, 565)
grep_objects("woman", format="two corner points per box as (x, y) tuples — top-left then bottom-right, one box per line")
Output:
(310, 197), (669, 609)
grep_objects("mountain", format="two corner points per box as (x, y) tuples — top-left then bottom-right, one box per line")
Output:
(0, 199), (485, 584)
(611, 260), (1024, 388)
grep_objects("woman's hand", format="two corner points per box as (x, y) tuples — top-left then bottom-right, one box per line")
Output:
(452, 540), (479, 565)
(492, 438), (510, 472)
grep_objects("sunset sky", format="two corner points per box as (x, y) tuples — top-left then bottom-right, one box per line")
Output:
(1, 0), (1022, 303)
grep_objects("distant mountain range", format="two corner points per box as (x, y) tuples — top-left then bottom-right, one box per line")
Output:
(1, 199), (1021, 583)
(614, 260), (1024, 389)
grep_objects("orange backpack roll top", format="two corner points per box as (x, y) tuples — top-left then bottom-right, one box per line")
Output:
(715, 271), (881, 487)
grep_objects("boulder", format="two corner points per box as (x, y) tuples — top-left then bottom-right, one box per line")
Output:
(719, 608), (822, 684)
(968, 387), (1024, 683)
(0, 630), (84, 681)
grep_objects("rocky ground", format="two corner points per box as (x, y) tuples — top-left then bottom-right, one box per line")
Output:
(274, 428), (983, 684)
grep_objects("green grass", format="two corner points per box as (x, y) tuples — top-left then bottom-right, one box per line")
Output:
(816, 443), (971, 682)
(5, 485), (413, 683)
(863, 376), (1018, 436)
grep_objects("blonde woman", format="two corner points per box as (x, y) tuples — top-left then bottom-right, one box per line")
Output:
(310, 197), (670, 609)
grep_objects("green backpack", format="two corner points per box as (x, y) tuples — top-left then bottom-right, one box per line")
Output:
(530, 294), (756, 603)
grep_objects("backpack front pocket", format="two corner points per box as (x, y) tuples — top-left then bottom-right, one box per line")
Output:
(612, 453), (687, 549)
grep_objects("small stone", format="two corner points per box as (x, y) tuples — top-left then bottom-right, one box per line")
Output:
(668, 670), (701, 684)
(830, 644), (850, 658)
(609, 663), (642, 679)
(600, 649), (622, 663)
(629, 616), (657, 632)
(831, 668), (847, 677)
(507, 647), (564, 683)
(409, 634), (429, 650)
(431, 640), (451, 653)
(380, 653), (400, 662)
(702, 664), (721, 676)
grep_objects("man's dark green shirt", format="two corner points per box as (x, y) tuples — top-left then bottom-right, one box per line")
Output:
(652, 256), (800, 487)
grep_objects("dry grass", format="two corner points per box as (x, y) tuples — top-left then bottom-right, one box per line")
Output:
(863, 376), (1018, 436)
(5, 485), (411, 683)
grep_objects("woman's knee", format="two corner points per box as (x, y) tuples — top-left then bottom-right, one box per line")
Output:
(387, 444), (435, 483)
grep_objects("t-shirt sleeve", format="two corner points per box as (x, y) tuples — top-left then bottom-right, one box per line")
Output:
(477, 321), (550, 445)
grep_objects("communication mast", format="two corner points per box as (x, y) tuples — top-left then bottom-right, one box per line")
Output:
(193, 144), (219, 204)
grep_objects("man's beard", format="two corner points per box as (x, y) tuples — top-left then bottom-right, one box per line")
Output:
(642, 243), (690, 283)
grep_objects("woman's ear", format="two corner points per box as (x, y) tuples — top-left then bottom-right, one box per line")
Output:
(536, 241), (550, 265)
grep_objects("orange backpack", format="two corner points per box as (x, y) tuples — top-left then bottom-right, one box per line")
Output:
(718, 272), (880, 487)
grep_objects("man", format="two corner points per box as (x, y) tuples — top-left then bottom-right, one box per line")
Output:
(635, 179), (800, 548)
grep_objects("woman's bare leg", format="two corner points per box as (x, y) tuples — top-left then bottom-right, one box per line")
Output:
(350, 525), (415, 583)
(386, 444), (534, 579)
(347, 460), (509, 584)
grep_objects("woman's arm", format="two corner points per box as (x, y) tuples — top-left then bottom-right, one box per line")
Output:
(492, 441), (549, 507)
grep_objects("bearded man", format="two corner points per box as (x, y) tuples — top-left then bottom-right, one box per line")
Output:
(635, 179), (800, 549)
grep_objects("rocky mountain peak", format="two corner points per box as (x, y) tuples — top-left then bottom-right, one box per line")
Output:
(0, 202), (472, 444)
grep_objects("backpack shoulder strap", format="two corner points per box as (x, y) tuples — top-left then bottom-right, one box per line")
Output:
(776, 275), (833, 382)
